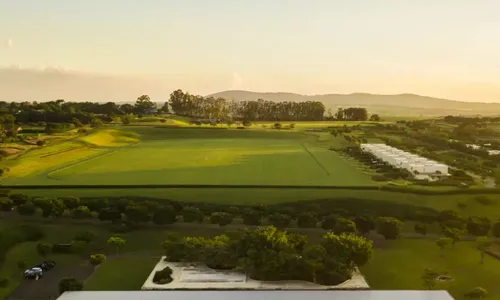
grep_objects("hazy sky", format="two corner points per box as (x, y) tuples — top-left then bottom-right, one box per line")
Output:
(1, 0), (500, 102)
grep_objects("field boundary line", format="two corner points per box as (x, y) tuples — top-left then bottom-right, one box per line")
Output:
(45, 142), (141, 180)
(300, 143), (330, 176)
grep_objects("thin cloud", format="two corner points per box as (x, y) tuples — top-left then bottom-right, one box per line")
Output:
(6, 38), (13, 48)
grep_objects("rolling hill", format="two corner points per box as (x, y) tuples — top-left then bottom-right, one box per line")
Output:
(208, 90), (500, 117)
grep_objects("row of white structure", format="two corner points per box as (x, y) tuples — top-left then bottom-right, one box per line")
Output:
(360, 144), (449, 175)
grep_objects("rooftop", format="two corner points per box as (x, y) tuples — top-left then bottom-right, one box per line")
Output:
(58, 291), (455, 300)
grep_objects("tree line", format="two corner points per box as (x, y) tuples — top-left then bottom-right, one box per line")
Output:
(169, 89), (326, 121)
(0, 90), (379, 134)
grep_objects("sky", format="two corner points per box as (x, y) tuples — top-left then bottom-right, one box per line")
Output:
(1, 0), (500, 102)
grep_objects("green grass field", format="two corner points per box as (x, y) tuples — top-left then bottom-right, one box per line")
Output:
(361, 239), (500, 300)
(1, 126), (373, 186)
(84, 257), (159, 290)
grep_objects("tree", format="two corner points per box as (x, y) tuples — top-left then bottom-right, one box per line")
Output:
(321, 232), (373, 267)
(120, 114), (135, 125)
(152, 205), (177, 225)
(467, 217), (491, 236)
(74, 231), (95, 244)
(422, 268), (439, 290)
(210, 212), (234, 226)
(333, 218), (357, 234)
(10, 194), (29, 206)
(268, 213), (292, 228)
(71, 117), (83, 128)
(89, 254), (106, 266)
(181, 207), (204, 223)
(160, 102), (169, 114)
(476, 236), (491, 264)
(36, 242), (52, 257)
(354, 215), (375, 235)
(436, 237), (452, 257)
(369, 114), (381, 122)
(414, 223), (428, 236)
(60, 196), (80, 210)
(242, 209), (261, 226)
(17, 201), (36, 216)
(297, 212), (318, 228)
(377, 217), (403, 240)
(72, 206), (92, 219)
(465, 287), (488, 299)
(90, 118), (103, 128)
(135, 95), (156, 115)
(107, 236), (126, 254)
(321, 215), (337, 230)
(443, 227), (464, 248)
(59, 277), (83, 294)
(124, 205), (150, 224)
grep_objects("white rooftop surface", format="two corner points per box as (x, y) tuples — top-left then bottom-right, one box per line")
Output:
(142, 257), (369, 290)
(58, 291), (455, 300)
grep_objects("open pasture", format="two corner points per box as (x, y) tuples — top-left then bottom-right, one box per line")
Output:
(1, 126), (373, 186)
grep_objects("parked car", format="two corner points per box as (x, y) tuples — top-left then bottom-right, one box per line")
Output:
(23, 261), (56, 280)
(24, 267), (43, 280)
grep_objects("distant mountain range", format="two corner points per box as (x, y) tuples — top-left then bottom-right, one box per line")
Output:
(2, 67), (500, 117)
(208, 90), (500, 117)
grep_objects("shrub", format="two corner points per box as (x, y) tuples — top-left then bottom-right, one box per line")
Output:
(59, 277), (83, 294)
(182, 207), (204, 223)
(152, 206), (177, 225)
(72, 206), (92, 219)
(414, 223), (428, 236)
(236, 126), (245, 129)
(274, 123), (282, 129)
(77, 128), (89, 134)
(464, 287), (488, 298)
(60, 196), (80, 210)
(10, 194), (29, 206)
(297, 212), (317, 228)
(36, 140), (46, 146)
(377, 217), (403, 240)
(242, 120), (251, 127)
(210, 212), (234, 226)
(89, 254), (106, 266)
(290, 123), (296, 129)
(0, 197), (13, 211)
(152, 266), (173, 284)
(17, 201), (36, 216)
(160, 118), (167, 123)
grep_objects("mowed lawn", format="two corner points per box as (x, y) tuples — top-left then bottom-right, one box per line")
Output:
(84, 257), (159, 291)
(3, 127), (373, 186)
(362, 239), (500, 300)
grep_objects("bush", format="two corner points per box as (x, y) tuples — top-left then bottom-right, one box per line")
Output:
(17, 201), (36, 216)
(10, 194), (29, 206)
(210, 212), (234, 226)
(160, 118), (167, 123)
(59, 277), (83, 294)
(414, 223), (428, 235)
(89, 254), (106, 266)
(236, 126), (245, 129)
(36, 140), (46, 146)
(72, 206), (92, 219)
(70, 240), (88, 254)
(274, 123), (282, 129)
(242, 120), (251, 127)
(153, 266), (173, 284)
(182, 207), (204, 223)
(464, 287), (488, 298)
(297, 212), (317, 228)
(377, 217), (403, 240)
(152, 206), (177, 225)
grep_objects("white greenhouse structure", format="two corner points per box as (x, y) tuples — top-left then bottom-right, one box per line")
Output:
(360, 144), (449, 177)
